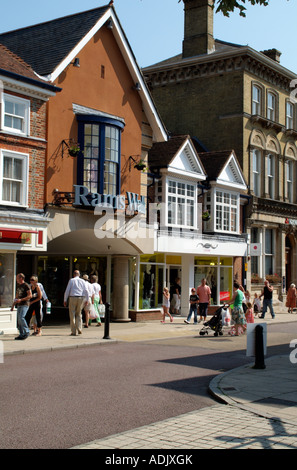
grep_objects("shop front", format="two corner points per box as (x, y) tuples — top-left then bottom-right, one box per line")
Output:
(0, 214), (49, 334)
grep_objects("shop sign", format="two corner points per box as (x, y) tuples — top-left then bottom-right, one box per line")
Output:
(0, 230), (33, 244)
(250, 243), (261, 256)
(73, 185), (145, 214)
(285, 218), (297, 226)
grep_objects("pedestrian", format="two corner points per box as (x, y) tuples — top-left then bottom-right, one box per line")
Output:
(245, 301), (254, 324)
(253, 292), (261, 317)
(197, 278), (211, 322)
(171, 278), (181, 315)
(82, 274), (94, 328)
(161, 287), (173, 323)
(26, 275), (42, 336)
(30, 281), (49, 331)
(64, 270), (89, 335)
(184, 288), (199, 324)
(90, 275), (102, 326)
(11, 273), (32, 340)
(259, 279), (275, 319)
(286, 283), (297, 314)
(229, 281), (247, 336)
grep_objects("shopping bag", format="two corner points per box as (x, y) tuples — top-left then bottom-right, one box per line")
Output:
(98, 303), (105, 318)
(89, 304), (99, 320)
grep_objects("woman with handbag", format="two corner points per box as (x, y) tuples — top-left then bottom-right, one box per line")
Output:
(90, 275), (103, 326)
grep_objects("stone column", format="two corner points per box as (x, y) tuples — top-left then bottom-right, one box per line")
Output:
(112, 256), (131, 322)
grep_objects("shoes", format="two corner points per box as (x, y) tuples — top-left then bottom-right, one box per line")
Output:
(170, 317), (173, 322)
(96, 323), (102, 327)
(14, 334), (29, 340)
(259, 315), (265, 319)
(184, 320), (189, 324)
(160, 320), (165, 323)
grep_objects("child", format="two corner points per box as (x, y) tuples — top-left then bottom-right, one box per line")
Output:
(184, 288), (199, 324)
(253, 293), (261, 317)
(161, 287), (173, 323)
(245, 301), (254, 324)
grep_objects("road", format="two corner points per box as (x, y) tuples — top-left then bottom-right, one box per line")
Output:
(0, 322), (296, 449)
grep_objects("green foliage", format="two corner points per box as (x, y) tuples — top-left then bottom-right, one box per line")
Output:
(214, 0), (269, 17)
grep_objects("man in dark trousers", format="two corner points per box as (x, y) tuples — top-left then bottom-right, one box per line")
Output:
(11, 273), (32, 340)
(259, 279), (275, 319)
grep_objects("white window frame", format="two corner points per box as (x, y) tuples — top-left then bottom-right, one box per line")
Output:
(286, 159), (293, 203)
(267, 92), (276, 121)
(252, 85), (261, 115)
(252, 149), (261, 197)
(1, 93), (30, 136)
(166, 177), (197, 229)
(264, 228), (274, 277)
(286, 101), (294, 129)
(267, 153), (275, 199)
(0, 149), (29, 207)
(214, 188), (239, 234)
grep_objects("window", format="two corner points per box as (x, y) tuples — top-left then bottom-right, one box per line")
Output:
(286, 101), (294, 129)
(215, 190), (238, 233)
(167, 179), (196, 228)
(251, 227), (259, 277)
(286, 159), (293, 202)
(252, 149), (261, 196)
(252, 85), (261, 115)
(267, 154), (275, 199)
(77, 115), (124, 196)
(0, 150), (28, 206)
(267, 92), (276, 121)
(264, 229), (274, 276)
(1, 93), (30, 135)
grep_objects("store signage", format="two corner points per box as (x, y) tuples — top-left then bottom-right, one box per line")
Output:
(250, 243), (261, 256)
(285, 218), (297, 226)
(73, 185), (145, 214)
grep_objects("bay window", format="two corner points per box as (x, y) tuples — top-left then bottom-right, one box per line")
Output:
(167, 179), (196, 229)
(77, 115), (124, 196)
(215, 190), (238, 234)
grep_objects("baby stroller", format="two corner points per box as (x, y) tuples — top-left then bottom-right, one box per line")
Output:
(199, 304), (229, 337)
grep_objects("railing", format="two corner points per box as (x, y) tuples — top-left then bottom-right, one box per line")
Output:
(157, 229), (247, 243)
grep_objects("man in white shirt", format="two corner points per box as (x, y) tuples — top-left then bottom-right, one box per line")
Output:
(64, 270), (89, 335)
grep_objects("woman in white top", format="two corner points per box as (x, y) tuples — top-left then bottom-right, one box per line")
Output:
(90, 275), (102, 326)
(161, 287), (173, 323)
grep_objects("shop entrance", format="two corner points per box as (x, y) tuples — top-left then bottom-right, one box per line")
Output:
(167, 266), (182, 314)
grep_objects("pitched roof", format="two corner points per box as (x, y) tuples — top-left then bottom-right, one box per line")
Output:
(148, 135), (190, 168)
(0, 6), (110, 76)
(0, 43), (59, 92)
(198, 150), (234, 180)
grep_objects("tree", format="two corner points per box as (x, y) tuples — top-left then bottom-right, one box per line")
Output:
(179, 0), (271, 17)
(214, 0), (269, 17)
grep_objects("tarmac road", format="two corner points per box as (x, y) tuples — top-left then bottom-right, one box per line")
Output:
(1, 317), (296, 449)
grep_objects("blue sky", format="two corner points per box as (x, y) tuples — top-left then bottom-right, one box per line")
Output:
(1, 0), (296, 72)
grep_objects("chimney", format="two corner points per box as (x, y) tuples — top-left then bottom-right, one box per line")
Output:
(261, 48), (282, 64)
(182, 0), (215, 58)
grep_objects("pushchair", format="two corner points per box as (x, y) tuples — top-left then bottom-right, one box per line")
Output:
(199, 304), (229, 337)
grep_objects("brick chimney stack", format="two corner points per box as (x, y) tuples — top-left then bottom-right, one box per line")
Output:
(182, 0), (215, 58)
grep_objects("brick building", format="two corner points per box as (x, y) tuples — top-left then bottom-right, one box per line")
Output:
(143, 0), (297, 301)
(0, 44), (59, 333)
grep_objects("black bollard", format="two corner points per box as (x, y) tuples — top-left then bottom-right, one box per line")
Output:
(103, 302), (111, 340)
(253, 324), (266, 369)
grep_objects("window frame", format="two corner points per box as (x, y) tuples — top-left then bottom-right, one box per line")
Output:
(77, 115), (124, 196)
(252, 84), (262, 115)
(166, 177), (197, 229)
(0, 149), (29, 207)
(1, 93), (30, 136)
(286, 100), (294, 130)
(267, 153), (275, 199)
(213, 188), (240, 235)
(252, 148), (261, 197)
(266, 90), (277, 122)
(285, 159), (294, 203)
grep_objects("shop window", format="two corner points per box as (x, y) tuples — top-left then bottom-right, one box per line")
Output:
(194, 256), (233, 305)
(0, 150), (28, 206)
(139, 262), (164, 309)
(1, 93), (30, 136)
(0, 253), (14, 308)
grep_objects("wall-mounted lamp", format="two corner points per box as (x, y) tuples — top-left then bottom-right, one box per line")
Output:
(106, 19), (113, 29)
(71, 58), (80, 67)
(132, 82), (141, 92)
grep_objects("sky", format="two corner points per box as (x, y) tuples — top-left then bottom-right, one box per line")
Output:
(0, 0), (296, 73)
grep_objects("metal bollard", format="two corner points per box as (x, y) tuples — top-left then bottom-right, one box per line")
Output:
(103, 302), (111, 340)
(253, 324), (266, 369)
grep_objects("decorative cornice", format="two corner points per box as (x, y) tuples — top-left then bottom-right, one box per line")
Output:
(144, 49), (296, 93)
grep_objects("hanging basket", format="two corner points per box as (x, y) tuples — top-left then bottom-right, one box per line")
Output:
(202, 211), (211, 222)
(134, 161), (146, 171)
(68, 145), (80, 157)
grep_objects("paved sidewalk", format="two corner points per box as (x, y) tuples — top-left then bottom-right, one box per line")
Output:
(2, 313), (297, 449)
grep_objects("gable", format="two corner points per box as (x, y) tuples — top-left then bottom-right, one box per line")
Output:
(217, 152), (246, 190)
(168, 140), (206, 179)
